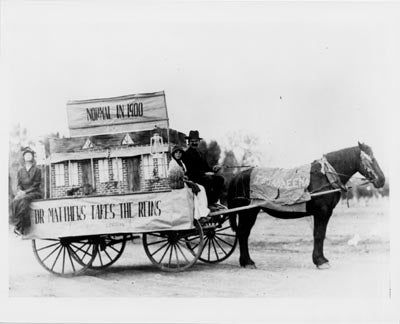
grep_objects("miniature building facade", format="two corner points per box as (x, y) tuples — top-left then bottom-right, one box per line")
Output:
(48, 128), (186, 198)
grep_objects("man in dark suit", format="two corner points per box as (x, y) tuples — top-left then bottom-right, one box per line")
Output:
(182, 130), (224, 209)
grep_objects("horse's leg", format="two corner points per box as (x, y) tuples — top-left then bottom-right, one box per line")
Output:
(312, 208), (332, 269)
(237, 208), (259, 268)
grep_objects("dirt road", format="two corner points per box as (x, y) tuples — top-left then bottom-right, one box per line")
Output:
(9, 199), (390, 298)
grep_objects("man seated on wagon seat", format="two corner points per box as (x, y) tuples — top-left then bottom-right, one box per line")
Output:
(182, 130), (225, 211)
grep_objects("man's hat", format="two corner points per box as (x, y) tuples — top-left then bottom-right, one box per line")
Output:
(171, 145), (184, 154)
(185, 130), (203, 140)
(21, 146), (35, 156)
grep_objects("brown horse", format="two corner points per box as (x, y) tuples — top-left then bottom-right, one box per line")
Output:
(227, 142), (385, 269)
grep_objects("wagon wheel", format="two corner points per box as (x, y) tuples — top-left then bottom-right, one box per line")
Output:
(188, 215), (238, 263)
(142, 220), (204, 272)
(32, 237), (97, 277)
(89, 234), (127, 269)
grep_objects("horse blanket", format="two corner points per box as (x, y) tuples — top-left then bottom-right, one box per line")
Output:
(249, 164), (311, 212)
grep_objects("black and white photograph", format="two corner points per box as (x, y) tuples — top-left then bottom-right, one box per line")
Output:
(1, 1), (399, 323)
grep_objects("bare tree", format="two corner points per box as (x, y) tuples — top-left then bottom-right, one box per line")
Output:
(222, 130), (265, 167)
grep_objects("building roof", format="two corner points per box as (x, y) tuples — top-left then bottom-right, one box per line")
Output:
(48, 128), (186, 157)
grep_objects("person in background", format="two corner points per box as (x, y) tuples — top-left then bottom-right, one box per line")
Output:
(182, 130), (225, 210)
(12, 147), (42, 235)
(168, 145), (210, 221)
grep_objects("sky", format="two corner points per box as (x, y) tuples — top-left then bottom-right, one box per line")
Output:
(1, 1), (399, 171)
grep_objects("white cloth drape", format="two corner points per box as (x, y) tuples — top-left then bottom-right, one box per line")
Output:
(168, 158), (209, 219)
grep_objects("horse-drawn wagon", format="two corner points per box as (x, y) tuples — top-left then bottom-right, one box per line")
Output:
(23, 91), (237, 277)
(21, 91), (385, 276)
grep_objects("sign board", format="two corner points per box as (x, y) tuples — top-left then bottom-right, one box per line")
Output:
(25, 189), (195, 239)
(67, 91), (169, 137)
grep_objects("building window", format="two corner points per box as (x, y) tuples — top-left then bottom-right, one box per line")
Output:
(157, 154), (167, 178)
(143, 154), (167, 180)
(112, 158), (123, 181)
(143, 155), (154, 180)
(69, 161), (79, 186)
(98, 159), (109, 183)
(55, 163), (65, 187)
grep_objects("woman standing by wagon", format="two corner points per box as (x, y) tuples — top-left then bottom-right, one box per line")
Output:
(12, 147), (42, 235)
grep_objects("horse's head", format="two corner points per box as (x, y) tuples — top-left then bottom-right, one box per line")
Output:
(357, 142), (385, 188)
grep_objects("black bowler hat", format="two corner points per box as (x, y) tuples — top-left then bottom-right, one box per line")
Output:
(21, 146), (35, 156)
(185, 130), (203, 140)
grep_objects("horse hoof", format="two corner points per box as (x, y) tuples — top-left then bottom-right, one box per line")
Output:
(317, 262), (330, 270)
(242, 264), (257, 269)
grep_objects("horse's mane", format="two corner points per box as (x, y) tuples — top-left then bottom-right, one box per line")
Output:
(323, 146), (361, 175)
(324, 146), (360, 161)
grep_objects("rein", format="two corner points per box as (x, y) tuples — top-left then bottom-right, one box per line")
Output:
(324, 171), (374, 185)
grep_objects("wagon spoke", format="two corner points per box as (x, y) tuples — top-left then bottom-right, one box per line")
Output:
(158, 244), (171, 264)
(185, 234), (201, 242)
(216, 233), (236, 238)
(98, 249), (104, 266)
(215, 235), (234, 247)
(41, 244), (61, 262)
(174, 245), (180, 269)
(150, 241), (170, 257)
(51, 245), (63, 271)
(211, 239), (220, 261)
(70, 243), (93, 258)
(66, 246), (76, 273)
(76, 242), (88, 250)
(203, 237), (210, 250)
(214, 237), (228, 256)
(207, 238), (211, 260)
(62, 246), (66, 274)
(103, 249), (113, 262)
(36, 242), (60, 252)
(168, 243), (174, 266)
(215, 225), (231, 233)
(190, 240), (201, 250)
(176, 243), (189, 263)
(146, 239), (168, 246)
(82, 243), (93, 261)
(109, 245), (121, 254)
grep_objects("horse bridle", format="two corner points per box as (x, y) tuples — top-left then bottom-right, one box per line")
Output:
(359, 151), (378, 184)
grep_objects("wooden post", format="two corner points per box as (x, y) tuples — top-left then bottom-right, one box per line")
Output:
(163, 92), (170, 178)
(90, 158), (95, 191)
(43, 164), (47, 199)
(49, 162), (52, 198)
(208, 202), (267, 217)
(310, 188), (341, 197)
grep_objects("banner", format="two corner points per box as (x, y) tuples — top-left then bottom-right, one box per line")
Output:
(25, 189), (195, 239)
(67, 91), (168, 137)
(250, 164), (311, 207)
